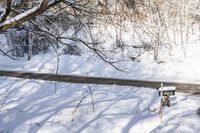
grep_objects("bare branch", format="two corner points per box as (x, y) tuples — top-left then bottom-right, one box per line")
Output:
(0, 0), (62, 32)
(0, 48), (17, 60)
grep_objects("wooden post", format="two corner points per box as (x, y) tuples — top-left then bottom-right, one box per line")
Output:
(159, 82), (163, 122)
(28, 31), (33, 61)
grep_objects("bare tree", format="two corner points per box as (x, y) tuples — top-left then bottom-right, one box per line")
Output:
(1, 0), (200, 66)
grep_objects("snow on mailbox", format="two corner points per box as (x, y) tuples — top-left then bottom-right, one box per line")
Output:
(159, 86), (176, 96)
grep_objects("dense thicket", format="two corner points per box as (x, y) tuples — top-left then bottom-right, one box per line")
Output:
(0, 0), (200, 67)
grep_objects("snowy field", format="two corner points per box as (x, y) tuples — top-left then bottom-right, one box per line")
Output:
(0, 77), (199, 133)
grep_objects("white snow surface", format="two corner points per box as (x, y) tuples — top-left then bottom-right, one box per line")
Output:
(0, 51), (200, 83)
(0, 77), (199, 133)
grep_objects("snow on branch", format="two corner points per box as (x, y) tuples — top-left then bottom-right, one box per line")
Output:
(0, 0), (62, 32)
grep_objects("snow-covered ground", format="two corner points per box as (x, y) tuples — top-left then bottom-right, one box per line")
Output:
(1, 51), (200, 84)
(0, 77), (199, 133)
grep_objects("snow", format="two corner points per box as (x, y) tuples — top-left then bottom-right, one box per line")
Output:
(1, 51), (200, 84)
(0, 77), (199, 133)
(159, 86), (176, 91)
(0, 4), (40, 27)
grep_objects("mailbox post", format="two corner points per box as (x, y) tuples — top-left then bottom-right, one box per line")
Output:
(159, 85), (176, 121)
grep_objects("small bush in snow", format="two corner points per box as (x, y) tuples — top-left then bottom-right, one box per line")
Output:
(62, 46), (81, 56)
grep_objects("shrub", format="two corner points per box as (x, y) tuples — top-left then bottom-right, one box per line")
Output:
(62, 45), (81, 56)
